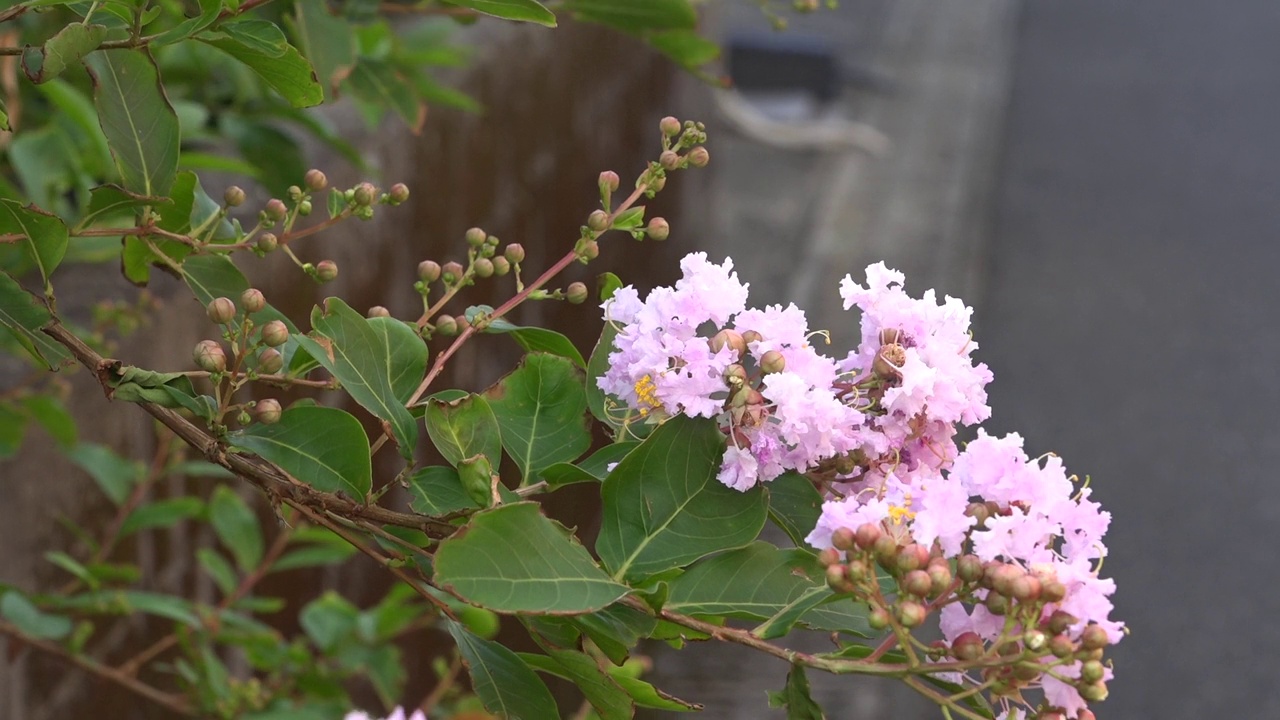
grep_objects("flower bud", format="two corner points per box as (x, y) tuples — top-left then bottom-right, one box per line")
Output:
(458, 454), (495, 508)
(454, 314), (471, 331)
(659, 116), (681, 137)
(817, 548), (841, 567)
(722, 363), (748, 386)
(741, 329), (763, 346)
(646, 217), (670, 241)
(1013, 662), (1041, 682)
(965, 501), (992, 527)
(1023, 629), (1047, 652)
(206, 297), (236, 325)
(897, 600), (926, 628)
(435, 315), (458, 336)
(1081, 658), (1105, 683)
(298, 200), (313, 216)
(367, 306), (391, 318)
(710, 329), (746, 356)
(1038, 712), (1066, 720)
(442, 261), (465, 284)
(927, 563), (953, 596)
(830, 527), (856, 551)
(659, 150), (681, 170)
(504, 244), (525, 264)
(1078, 681), (1108, 702)
(991, 565), (1023, 597)
(465, 227), (487, 247)
(224, 186), (246, 207)
(418, 260), (441, 282)
(854, 522), (882, 550)
(985, 591), (1009, 616)
(873, 343), (906, 378)
(474, 258), (495, 278)
(491, 256), (511, 276)
(598, 170), (620, 192)
(579, 240), (599, 261)
(957, 554), (983, 583)
(587, 209), (610, 232)
(868, 607), (890, 631)
(257, 347), (283, 374)
(353, 182), (377, 207)
(388, 183), (410, 204)
(1046, 610), (1078, 635)
(825, 563), (851, 593)
(288, 185), (304, 203)
(1080, 624), (1110, 651)
(1011, 574), (1042, 602)
(873, 534), (898, 568)
(240, 288), (266, 314)
(566, 282), (588, 304)
(260, 320), (289, 348)
(649, 174), (667, 192)
(687, 146), (710, 168)
(760, 349), (786, 374)
(194, 340), (226, 373)
(355, 205), (374, 220)
(846, 558), (869, 582)
(315, 260), (338, 282)
(304, 169), (328, 191)
(951, 632), (983, 661)
(903, 570), (932, 597)
(255, 398), (282, 424)
(264, 198), (288, 221)
(1041, 578), (1068, 603)
(1049, 634), (1076, 658)
(257, 232), (278, 252)
(895, 543), (929, 573)
(1077, 710), (1096, 720)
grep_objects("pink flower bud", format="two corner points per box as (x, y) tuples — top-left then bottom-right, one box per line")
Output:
(868, 607), (890, 630)
(206, 297), (236, 325)
(474, 258), (495, 278)
(388, 183), (410, 204)
(1041, 579), (1067, 603)
(264, 198), (287, 221)
(257, 232), (278, 252)
(224, 186), (246, 207)
(927, 563), (953, 596)
(897, 600), (926, 628)
(741, 329), (763, 346)
(240, 288), (266, 313)
(367, 306), (391, 318)
(646, 217), (670, 241)
(817, 548), (841, 567)
(873, 534), (898, 568)
(194, 340), (227, 373)
(825, 564), (850, 593)
(491, 256), (511, 276)
(304, 169), (328, 191)
(504, 244), (525, 264)
(709, 329), (746, 356)
(854, 522), (882, 550)
(659, 116), (681, 137)
(957, 554), (983, 583)
(687, 146), (710, 168)
(598, 170), (620, 192)
(579, 240), (599, 261)
(951, 632), (983, 661)
(441, 261), (464, 284)
(902, 570), (931, 597)
(465, 227), (487, 247)
(255, 398), (282, 424)
(1011, 574), (1042, 602)
(659, 151), (681, 170)
(895, 543), (929, 573)
(418, 260), (441, 282)
(435, 315), (458, 336)
(566, 282), (588, 305)
(353, 182), (377, 207)
(260, 320), (289, 348)
(454, 314), (471, 331)
(1080, 624), (1110, 651)
(831, 527), (856, 551)
(1049, 634), (1076, 658)
(316, 260), (339, 282)
(257, 347), (283, 374)
(587, 210), (610, 232)
(760, 349), (786, 374)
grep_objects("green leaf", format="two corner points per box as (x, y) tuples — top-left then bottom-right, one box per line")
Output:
(21, 394), (76, 447)
(767, 472), (824, 548)
(272, 543), (357, 572)
(37, 79), (113, 175)
(1, 592), (72, 640)
(565, 0), (696, 31)
(538, 441), (638, 487)
(66, 442), (144, 505)
(367, 317), (429, 402)
(345, 58), (424, 131)
(0, 200), (68, 289)
(646, 29), (721, 70)
(80, 184), (168, 229)
(424, 393), (501, 468)
(771, 664), (826, 720)
(287, 0), (357, 100)
(45, 551), (97, 589)
(484, 352), (592, 484)
(23, 23), (107, 83)
(209, 486), (264, 572)
(293, 298), (419, 462)
(597, 271), (623, 302)
(197, 548), (239, 596)
(596, 416), (767, 582)
(300, 591), (359, 651)
(0, 98), (8, 131)
(169, 460), (234, 478)
(229, 406), (373, 498)
(119, 497), (204, 536)
(200, 23), (324, 108)
(607, 670), (701, 711)
(443, 0), (557, 26)
(524, 645), (633, 720)
(85, 49), (180, 197)
(569, 603), (655, 664)
(0, 272), (70, 369)
(447, 620), (560, 720)
(152, 0), (222, 46)
(107, 365), (197, 407)
(407, 465), (478, 516)
(507, 327), (586, 368)
(0, 403), (25, 458)
(611, 205), (645, 230)
(435, 502), (629, 614)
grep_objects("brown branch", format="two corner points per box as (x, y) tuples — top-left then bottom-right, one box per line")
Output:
(0, 621), (194, 716)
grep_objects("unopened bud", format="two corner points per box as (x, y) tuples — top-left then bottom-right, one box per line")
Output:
(418, 260), (441, 282)
(504, 244), (525, 264)
(991, 565), (1023, 597)
(367, 306), (391, 318)
(465, 227), (487, 247)
(566, 282), (588, 304)
(710, 329), (747, 356)
(846, 559), (869, 582)
(760, 349), (786, 374)
(257, 348), (283, 374)
(264, 198), (287, 221)
(1041, 579), (1067, 603)
(1080, 624), (1110, 651)
(587, 209), (610, 232)
(1077, 710), (1096, 720)
(353, 182), (377, 207)
(260, 320), (289, 347)
(817, 548), (841, 567)
(224, 186), (246, 207)
(646, 217), (670, 241)
(873, 343), (906, 378)
(957, 554), (984, 583)
(442, 261), (464, 284)
(288, 185), (304, 202)
(435, 315), (458, 336)
(927, 563), (953, 596)
(579, 240), (599, 261)
(1023, 629), (1047, 652)
(897, 600), (926, 628)
(1078, 681), (1108, 702)
(965, 501), (992, 527)
(315, 260), (338, 282)
(659, 151), (681, 170)
(194, 340), (226, 373)
(1038, 712), (1066, 720)
(951, 632), (983, 661)
(206, 297), (236, 325)
(304, 169), (328, 191)
(257, 232), (278, 252)
(868, 607), (890, 631)
(1046, 610), (1078, 635)
(831, 527), (856, 551)
(854, 522), (882, 550)
(825, 563), (850, 592)
(985, 592), (1009, 616)
(1049, 634), (1076, 658)
(1011, 574), (1042, 602)
(388, 183), (410, 204)
(598, 170), (620, 192)
(1081, 659), (1105, 683)
(298, 200), (313, 216)
(687, 146), (710, 168)
(895, 543), (929, 573)
(659, 116), (681, 137)
(491, 256), (511, 276)
(741, 330), (763, 346)
(255, 398), (282, 424)
(649, 174), (667, 192)
(240, 288), (266, 314)
(903, 570), (932, 597)
(474, 258), (495, 278)
(873, 534), (898, 567)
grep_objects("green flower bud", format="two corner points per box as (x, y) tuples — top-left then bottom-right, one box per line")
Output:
(566, 282), (588, 305)
(504, 243), (525, 264)
(846, 558), (870, 582)
(688, 146), (710, 168)
(1049, 634), (1076, 658)
(895, 543), (929, 573)
(353, 182), (377, 207)
(579, 240), (599, 261)
(951, 631), (984, 661)
(1081, 659), (1105, 683)
(868, 607), (890, 631)
(264, 198), (287, 221)
(388, 183), (410, 204)
(465, 227), (487, 247)
(927, 563), (953, 596)
(646, 217), (670, 241)
(897, 600), (926, 628)
(825, 563), (850, 593)
(442, 261), (464, 284)
(355, 205), (374, 220)
(367, 306), (391, 318)
(418, 260), (441, 282)
(660, 116), (681, 137)
(255, 398), (282, 424)
(288, 185), (304, 202)
(316, 260), (339, 282)
(469, 257), (492, 278)
(491, 256), (511, 276)
(224, 186), (246, 207)
(207, 297), (236, 325)
(256, 232), (278, 252)
(817, 548), (841, 567)
(1078, 681), (1108, 702)
(1080, 624), (1110, 651)
(985, 591), (1009, 616)
(304, 169), (328, 191)
(298, 200), (312, 216)
(599, 170), (620, 192)
(649, 174), (667, 192)
(659, 150), (681, 170)
(1041, 578), (1068, 603)
(760, 349), (786, 374)
(257, 348), (283, 374)
(240, 288), (266, 313)
(194, 340), (226, 373)
(260, 320), (289, 348)
(587, 209), (610, 232)
(957, 554), (984, 583)
(873, 534), (898, 568)
(435, 315), (458, 336)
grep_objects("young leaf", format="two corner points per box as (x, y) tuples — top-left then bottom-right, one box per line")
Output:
(407, 465), (479, 516)
(229, 406), (373, 498)
(444, 0), (557, 26)
(293, 298), (419, 462)
(0, 200), (68, 289)
(435, 502), (630, 614)
(596, 416), (767, 582)
(447, 621), (560, 720)
(85, 49), (180, 197)
(483, 352), (592, 484)
(423, 393), (501, 469)
(209, 486), (264, 572)
(199, 22), (324, 108)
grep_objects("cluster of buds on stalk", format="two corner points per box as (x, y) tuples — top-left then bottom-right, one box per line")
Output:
(412, 226), (527, 338)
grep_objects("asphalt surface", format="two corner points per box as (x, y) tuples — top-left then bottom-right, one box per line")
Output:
(978, 1), (1280, 717)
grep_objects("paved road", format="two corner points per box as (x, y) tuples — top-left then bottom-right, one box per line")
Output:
(979, 1), (1280, 717)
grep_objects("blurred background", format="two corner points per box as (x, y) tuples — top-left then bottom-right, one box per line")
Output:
(3, 0), (1277, 717)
